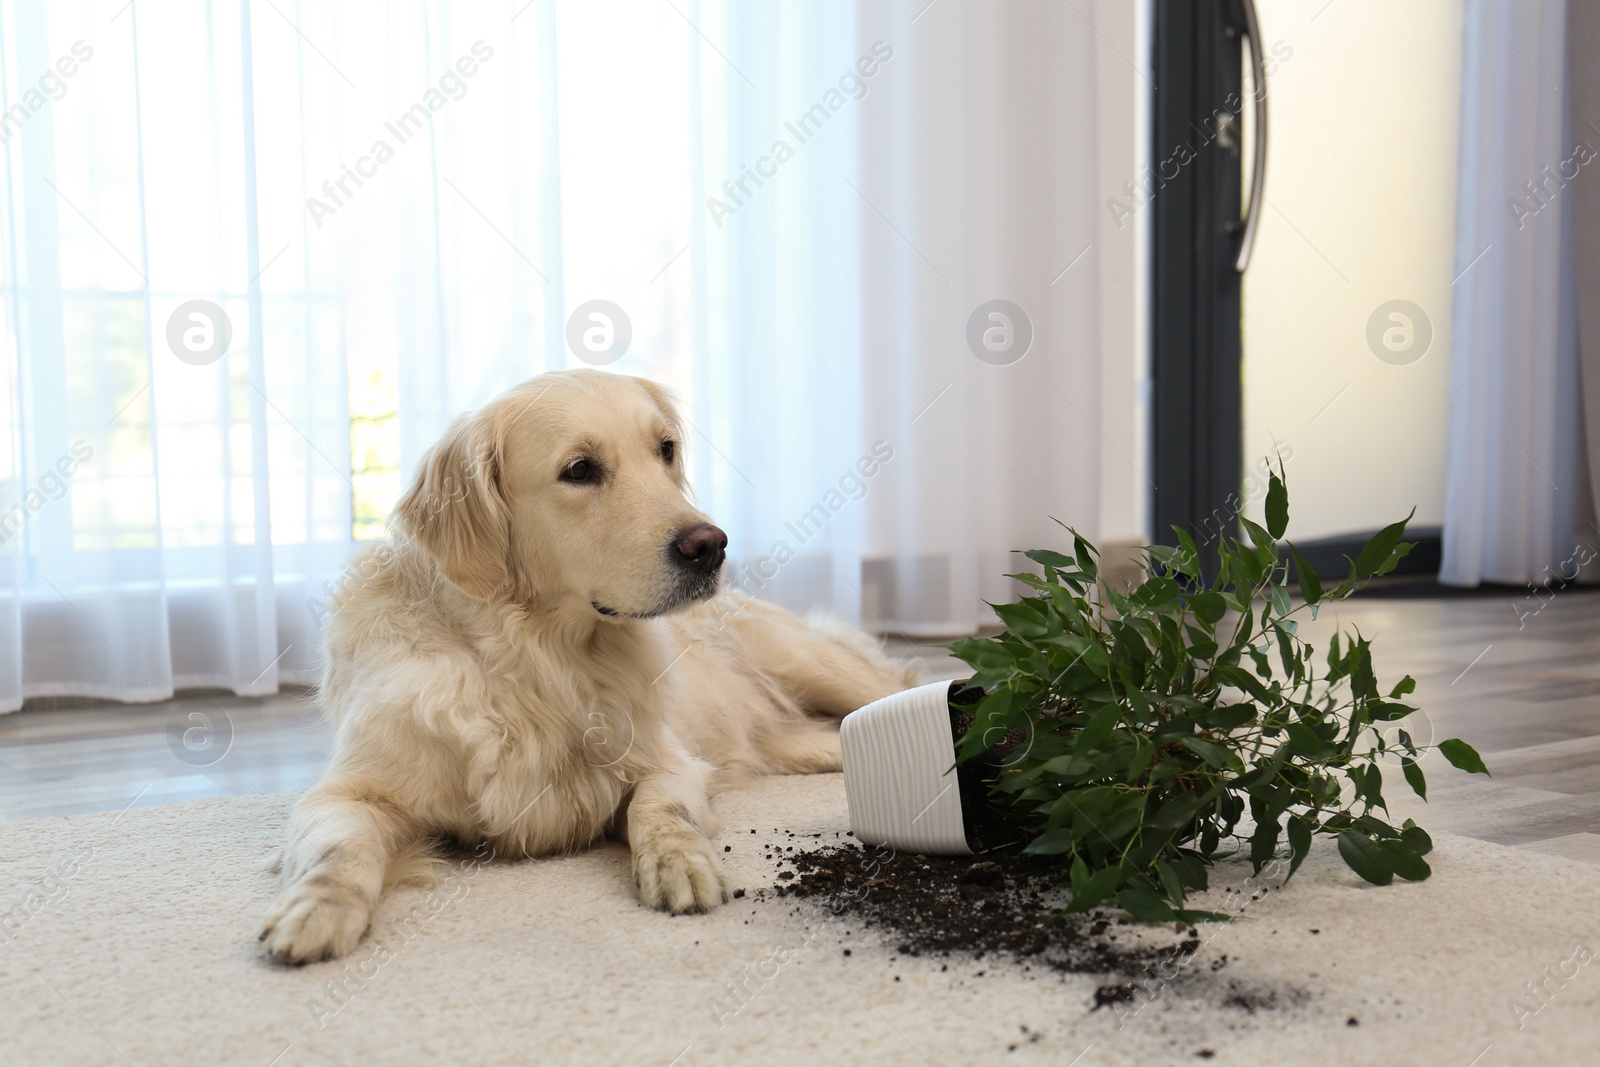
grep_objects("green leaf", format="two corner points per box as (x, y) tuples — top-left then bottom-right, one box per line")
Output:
(1023, 827), (1075, 855)
(956, 687), (1019, 762)
(1241, 516), (1277, 560)
(1368, 700), (1416, 722)
(1129, 576), (1182, 614)
(1290, 544), (1322, 605)
(1174, 528), (1202, 576)
(1038, 754), (1093, 783)
(1286, 813), (1313, 881)
(1337, 831), (1395, 886)
(947, 637), (1014, 677)
(992, 600), (1048, 638)
(1401, 757), (1427, 800)
(1173, 908), (1234, 924)
(1286, 721), (1333, 759)
(1185, 625), (1218, 661)
(1125, 737), (1157, 782)
(1072, 531), (1100, 580)
(1377, 838), (1431, 881)
(1355, 814), (1398, 839)
(1233, 538), (1265, 587)
(1075, 703), (1121, 753)
(1169, 850), (1210, 891)
(1265, 471), (1289, 540)
(1116, 887), (1178, 923)
(1070, 854), (1089, 894)
(1210, 663), (1273, 703)
(1178, 736), (1238, 771)
(1326, 632), (1344, 679)
(1249, 814), (1281, 873)
(1098, 792), (1149, 840)
(1400, 820), (1433, 856)
(1066, 860), (1124, 912)
(1235, 521), (1273, 579)
(1354, 510), (1415, 578)
(1059, 786), (1117, 842)
(1187, 592), (1227, 626)
(1232, 743), (1291, 789)
(1198, 704), (1255, 730)
(1145, 544), (1186, 573)
(1024, 548), (1075, 572)
(1438, 738), (1490, 776)
(1148, 790), (1209, 830)
(1156, 860), (1186, 908)
(1358, 762), (1387, 811)
(1377, 540), (1416, 577)
(1273, 622), (1300, 683)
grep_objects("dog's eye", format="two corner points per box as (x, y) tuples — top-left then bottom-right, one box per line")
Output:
(659, 440), (675, 464)
(560, 459), (596, 484)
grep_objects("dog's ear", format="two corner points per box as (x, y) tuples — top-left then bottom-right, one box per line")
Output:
(631, 377), (687, 483)
(395, 411), (510, 600)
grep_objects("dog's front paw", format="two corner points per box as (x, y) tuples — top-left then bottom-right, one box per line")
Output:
(259, 885), (372, 965)
(633, 829), (730, 914)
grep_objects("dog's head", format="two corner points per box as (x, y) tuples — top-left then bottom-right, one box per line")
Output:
(395, 370), (726, 619)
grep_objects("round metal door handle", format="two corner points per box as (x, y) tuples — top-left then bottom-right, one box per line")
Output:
(1235, 0), (1268, 273)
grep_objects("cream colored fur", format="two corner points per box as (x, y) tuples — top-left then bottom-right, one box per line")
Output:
(260, 370), (923, 964)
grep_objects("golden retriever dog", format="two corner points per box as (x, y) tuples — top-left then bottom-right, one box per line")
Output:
(261, 369), (922, 964)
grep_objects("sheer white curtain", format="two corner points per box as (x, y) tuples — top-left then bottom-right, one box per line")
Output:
(1442, 0), (1599, 585)
(1, 0), (569, 710)
(853, 0), (1108, 634)
(0, 0), (1122, 711)
(691, 1), (1112, 636)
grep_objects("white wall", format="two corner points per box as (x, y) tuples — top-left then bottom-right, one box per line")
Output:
(1240, 0), (1464, 540)
(834, 0), (1456, 553)
(1092, 0), (1150, 544)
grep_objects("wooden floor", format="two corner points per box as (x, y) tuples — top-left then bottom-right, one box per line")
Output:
(3, 590), (1598, 866)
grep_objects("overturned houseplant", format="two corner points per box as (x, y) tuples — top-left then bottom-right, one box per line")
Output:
(942, 468), (1489, 923)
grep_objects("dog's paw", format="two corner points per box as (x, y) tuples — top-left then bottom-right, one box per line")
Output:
(633, 829), (730, 914)
(259, 886), (372, 965)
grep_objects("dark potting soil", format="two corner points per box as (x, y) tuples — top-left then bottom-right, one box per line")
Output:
(755, 684), (1203, 984)
(742, 826), (1314, 1056)
(759, 828), (1203, 989)
(738, 686), (1305, 1031)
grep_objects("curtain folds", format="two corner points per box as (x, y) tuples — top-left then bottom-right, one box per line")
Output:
(0, 0), (1118, 711)
(1442, 0), (1600, 586)
(1570, 0), (1600, 545)
(692, 1), (1110, 636)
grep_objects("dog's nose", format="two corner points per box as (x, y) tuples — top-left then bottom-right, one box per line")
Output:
(673, 524), (728, 571)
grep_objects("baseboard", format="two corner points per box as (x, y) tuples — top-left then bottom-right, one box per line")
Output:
(1282, 527), (1443, 582)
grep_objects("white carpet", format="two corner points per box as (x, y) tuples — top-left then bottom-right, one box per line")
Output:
(2, 773), (1597, 1067)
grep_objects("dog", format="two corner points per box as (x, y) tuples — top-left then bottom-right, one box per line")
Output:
(261, 369), (923, 964)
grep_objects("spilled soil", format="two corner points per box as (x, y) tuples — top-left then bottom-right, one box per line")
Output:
(755, 826), (1203, 993)
(740, 820), (1322, 1055)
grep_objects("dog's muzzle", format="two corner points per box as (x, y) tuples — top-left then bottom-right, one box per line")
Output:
(592, 527), (728, 620)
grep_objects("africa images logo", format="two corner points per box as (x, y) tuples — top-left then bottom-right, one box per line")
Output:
(705, 41), (894, 227)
